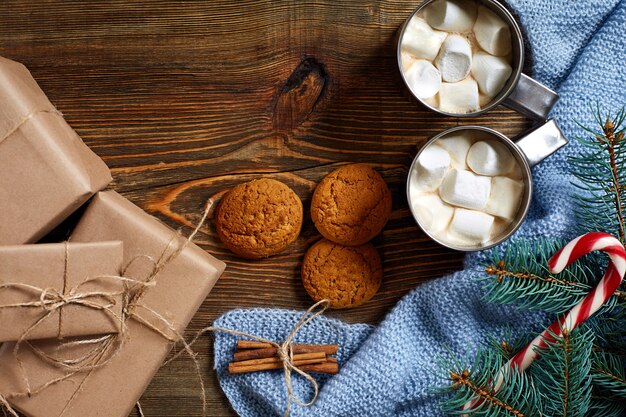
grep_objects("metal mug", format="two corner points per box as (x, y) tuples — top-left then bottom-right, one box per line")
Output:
(407, 119), (568, 251)
(397, 0), (558, 120)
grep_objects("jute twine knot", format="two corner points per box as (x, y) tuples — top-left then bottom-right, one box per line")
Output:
(0, 197), (333, 417)
(275, 299), (331, 416)
(38, 287), (117, 313)
(166, 299), (332, 417)
(0, 241), (133, 341)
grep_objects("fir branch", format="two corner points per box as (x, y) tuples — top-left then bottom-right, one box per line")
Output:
(439, 106), (626, 417)
(479, 239), (620, 314)
(590, 350), (626, 401)
(530, 327), (594, 417)
(588, 310), (626, 358)
(571, 105), (626, 244)
(587, 399), (626, 417)
(485, 332), (533, 362)
(437, 349), (541, 417)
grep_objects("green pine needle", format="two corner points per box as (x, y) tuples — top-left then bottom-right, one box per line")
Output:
(437, 349), (541, 417)
(587, 399), (626, 417)
(439, 107), (626, 417)
(484, 331), (533, 362)
(530, 326), (594, 417)
(590, 349), (626, 401)
(588, 310), (626, 357)
(479, 239), (621, 315)
(570, 105), (626, 245)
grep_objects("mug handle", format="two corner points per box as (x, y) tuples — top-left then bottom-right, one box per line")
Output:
(503, 73), (559, 121)
(515, 119), (568, 167)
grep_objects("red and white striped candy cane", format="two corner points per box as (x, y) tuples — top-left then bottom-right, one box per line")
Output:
(464, 232), (626, 411)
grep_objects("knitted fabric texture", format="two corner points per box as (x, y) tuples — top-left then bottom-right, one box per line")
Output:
(213, 1), (626, 416)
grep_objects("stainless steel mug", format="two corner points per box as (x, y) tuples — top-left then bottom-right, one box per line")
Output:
(397, 0), (558, 120)
(407, 119), (568, 251)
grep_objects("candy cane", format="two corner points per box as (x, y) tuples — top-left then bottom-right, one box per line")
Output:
(464, 232), (626, 411)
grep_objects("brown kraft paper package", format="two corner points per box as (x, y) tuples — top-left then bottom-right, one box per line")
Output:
(0, 241), (124, 342)
(0, 56), (111, 245)
(0, 191), (226, 417)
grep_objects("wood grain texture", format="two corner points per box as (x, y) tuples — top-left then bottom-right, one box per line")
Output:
(0, 1), (532, 416)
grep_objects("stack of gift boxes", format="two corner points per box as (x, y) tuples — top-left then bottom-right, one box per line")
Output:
(0, 56), (226, 417)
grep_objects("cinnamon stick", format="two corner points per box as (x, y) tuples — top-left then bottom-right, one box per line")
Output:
(229, 356), (327, 374)
(236, 341), (272, 350)
(299, 361), (339, 375)
(231, 352), (326, 368)
(233, 344), (339, 361)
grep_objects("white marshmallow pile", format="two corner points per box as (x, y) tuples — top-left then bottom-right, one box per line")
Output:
(409, 131), (525, 248)
(400, 0), (513, 114)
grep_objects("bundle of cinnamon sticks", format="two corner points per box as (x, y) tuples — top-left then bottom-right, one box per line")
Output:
(228, 341), (339, 375)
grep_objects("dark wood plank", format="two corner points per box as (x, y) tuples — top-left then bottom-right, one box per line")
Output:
(0, 1), (531, 416)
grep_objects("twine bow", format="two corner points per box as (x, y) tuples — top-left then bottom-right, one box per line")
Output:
(1, 282), (119, 313)
(0, 201), (214, 417)
(0, 199), (333, 417)
(0, 243), (131, 341)
(166, 299), (332, 417)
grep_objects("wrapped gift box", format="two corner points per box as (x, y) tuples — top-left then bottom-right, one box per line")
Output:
(0, 241), (124, 342)
(0, 56), (111, 245)
(0, 191), (225, 417)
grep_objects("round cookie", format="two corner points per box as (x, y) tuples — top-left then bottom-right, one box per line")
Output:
(215, 178), (303, 259)
(301, 239), (382, 309)
(311, 164), (392, 246)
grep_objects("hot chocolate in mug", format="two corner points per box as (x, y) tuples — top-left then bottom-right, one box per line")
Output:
(407, 119), (568, 251)
(397, 0), (558, 120)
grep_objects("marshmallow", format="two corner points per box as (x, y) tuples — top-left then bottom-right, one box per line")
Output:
(438, 78), (480, 114)
(473, 6), (512, 56)
(449, 208), (495, 243)
(466, 140), (515, 176)
(491, 218), (510, 239)
(484, 176), (524, 220)
(437, 133), (474, 169)
(423, 94), (439, 109)
(401, 17), (448, 61)
(435, 34), (472, 82)
(401, 51), (418, 73)
(411, 193), (454, 234)
(471, 51), (513, 97)
(425, 0), (477, 33)
(405, 59), (442, 99)
(509, 163), (524, 179)
(479, 93), (493, 107)
(439, 168), (490, 210)
(413, 145), (451, 191)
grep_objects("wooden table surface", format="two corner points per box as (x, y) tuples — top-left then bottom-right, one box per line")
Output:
(1, 1), (532, 416)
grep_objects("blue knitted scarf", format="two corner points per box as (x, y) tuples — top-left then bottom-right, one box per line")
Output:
(213, 1), (626, 415)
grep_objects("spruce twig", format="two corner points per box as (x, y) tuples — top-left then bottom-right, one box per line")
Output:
(571, 105), (626, 245)
(587, 399), (626, 417)
(438, 106), (626, 417)
(603, 120), (626, 243)
(479, 240), (620, 314)
(530, 327), (593, 417)
(590, 350), (626, 401)
(436, 349), (541, 417)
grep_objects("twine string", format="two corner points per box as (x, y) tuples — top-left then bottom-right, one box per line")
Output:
(59, 242), (70, 339)
(0, 396), (15, 417)
(0, 199), (330, 417)
(0, 108), (62, 147)
(0, 274), (141, 344)
(161, 299), (331, 417)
